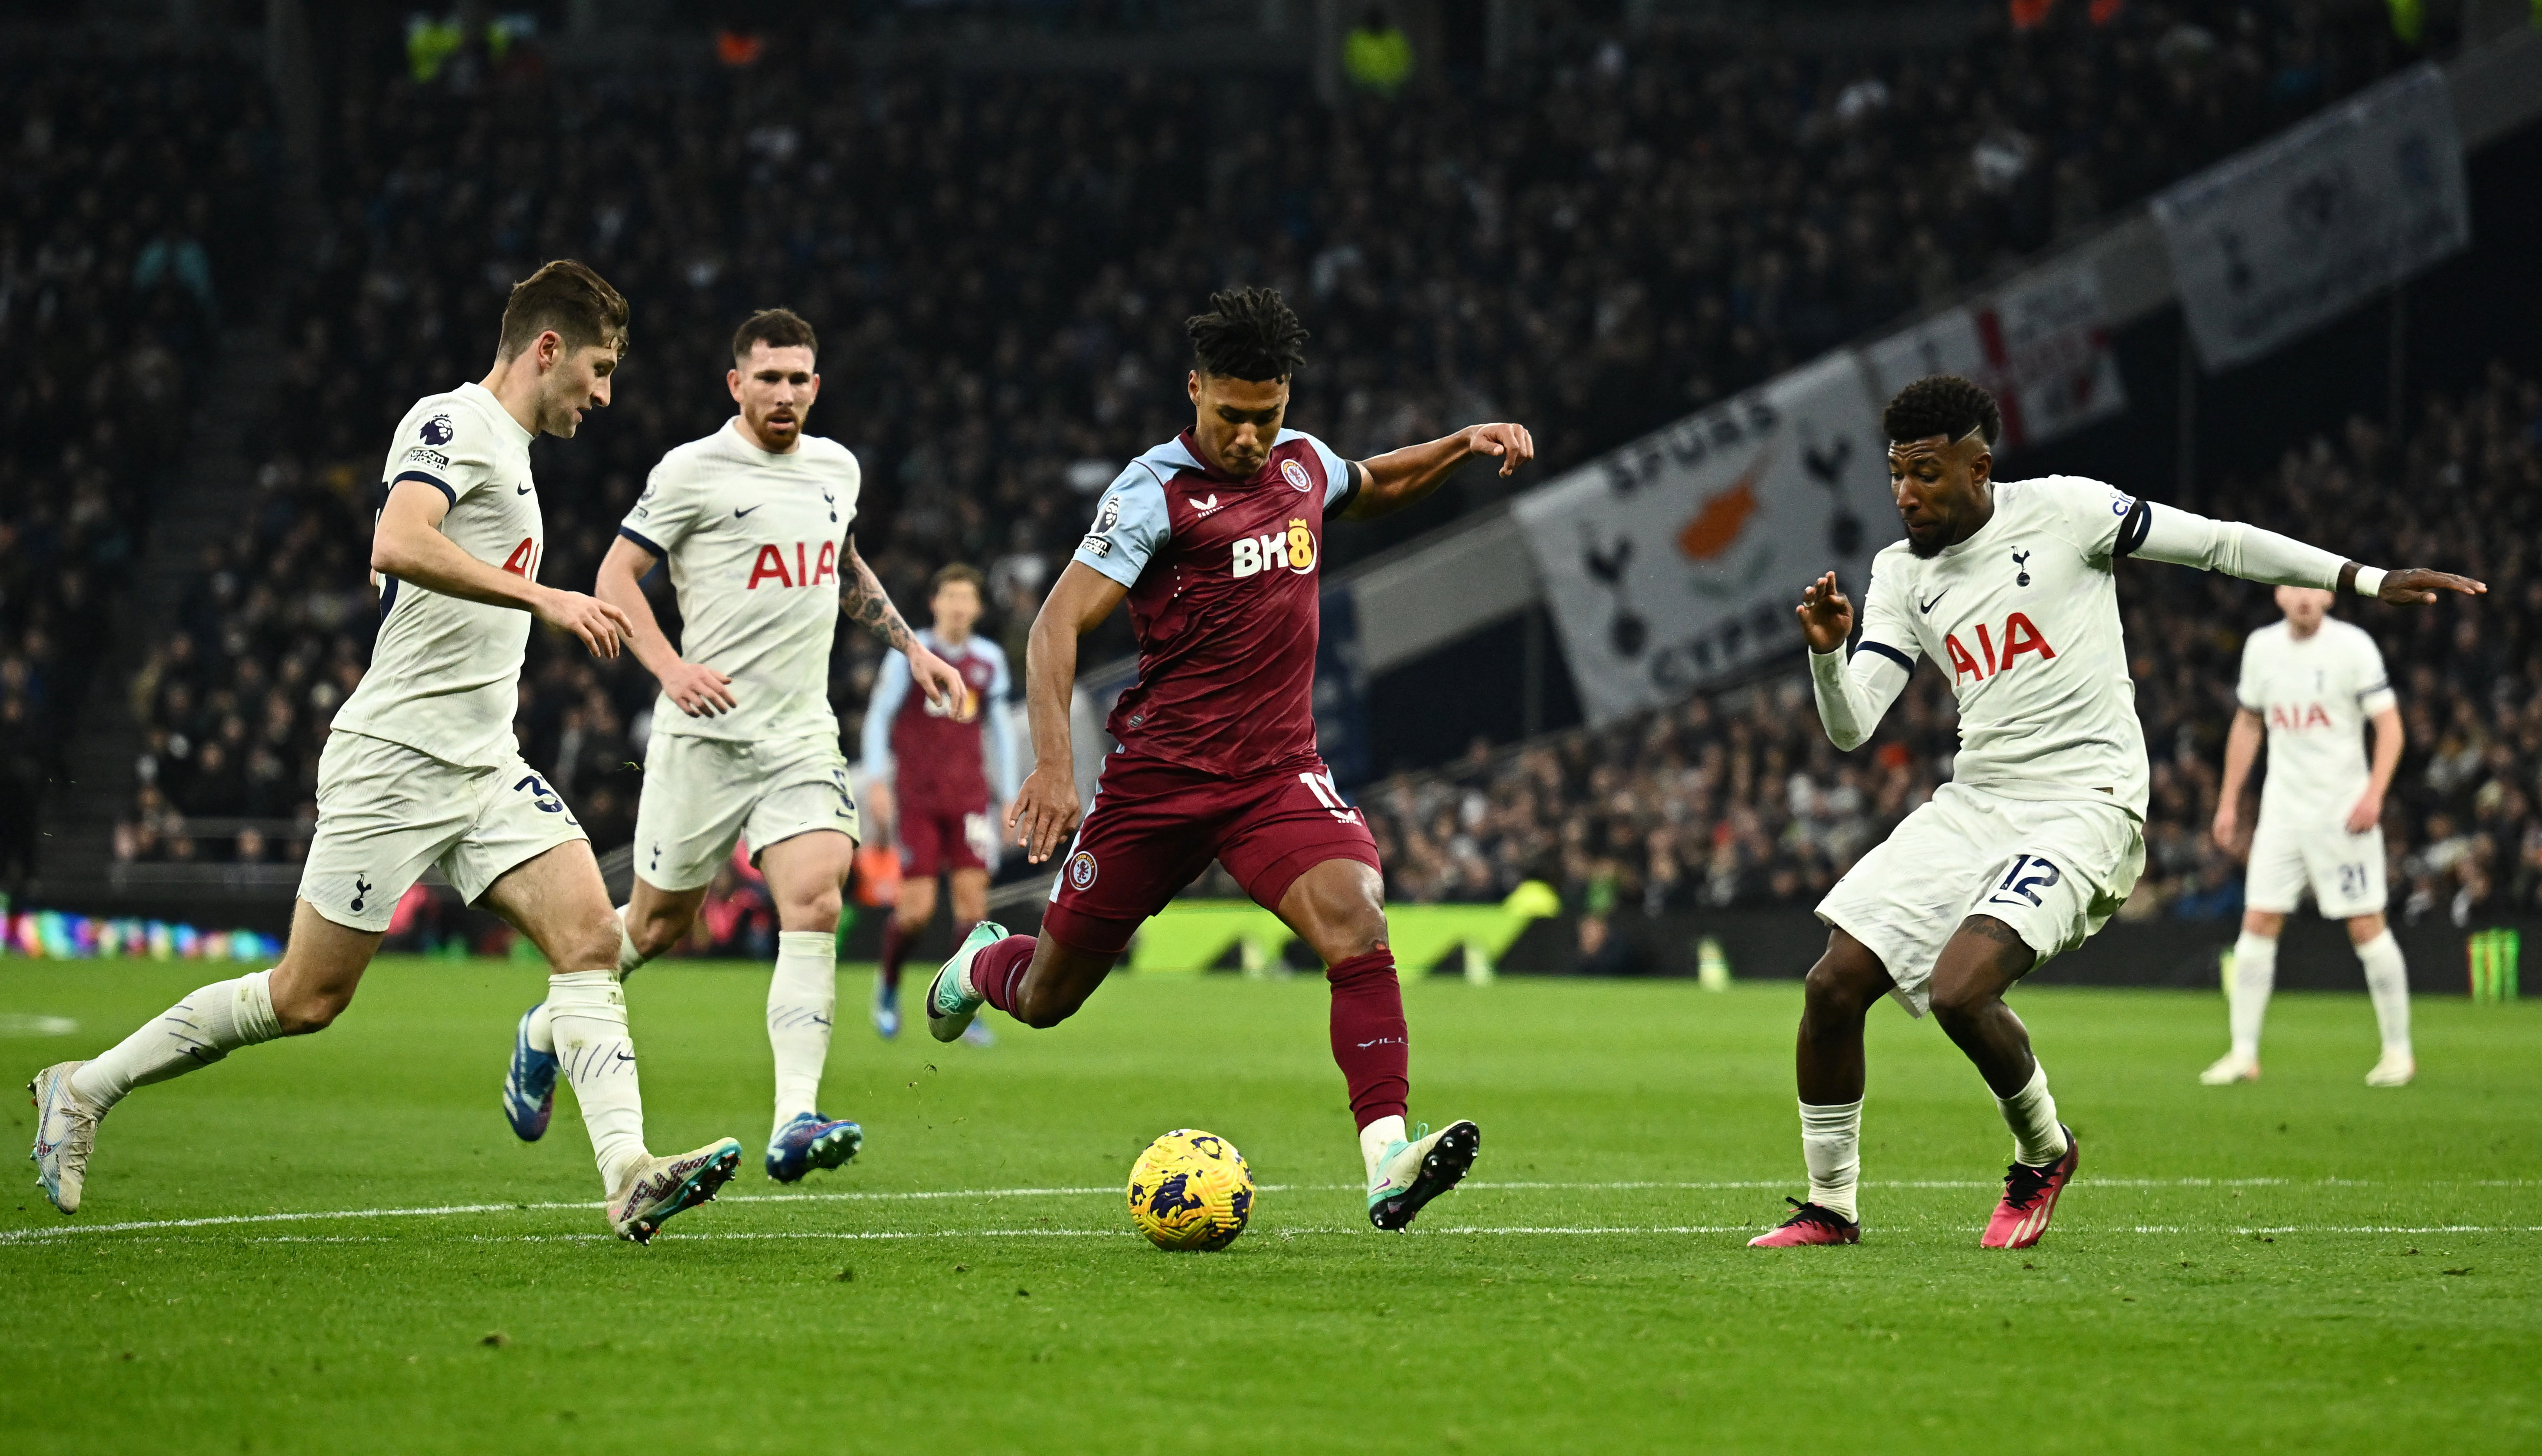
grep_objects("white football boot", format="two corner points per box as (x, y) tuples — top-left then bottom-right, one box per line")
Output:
(27, 1061), (103, 1215)
(605, 1137), (743, 1244)
(925, 921), (1005, 1044)
(1366, 1119), (1481, 1231)
(2198, 1052), (2260, 1085)
(2364, 1051), (2415, 1087)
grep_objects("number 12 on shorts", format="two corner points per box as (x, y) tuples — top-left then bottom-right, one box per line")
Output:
(1988, 852), (2063, 907)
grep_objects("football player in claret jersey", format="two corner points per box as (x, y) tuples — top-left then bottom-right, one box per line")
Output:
(922, 287), (1534, 1231)
(28, 262), (749, 1242)
(499, 308), (965, 1185)
(860, 563), (1021, 1042)
(2202, 588), (2414, 1087)
(1755, 375), (2481, 1250)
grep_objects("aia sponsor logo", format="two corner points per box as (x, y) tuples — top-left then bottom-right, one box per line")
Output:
(1230, 519), (1317, 579)
(2269, 703), (2334, 731)
(1067, 850), (1098, 891)
(1281, 459), (1313, 493)
(1944, 612), (2055, 685)
(746, 541), (840, 589)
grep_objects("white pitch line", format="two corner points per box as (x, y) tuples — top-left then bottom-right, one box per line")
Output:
(3, 1175), (2531, 1245)
(82, 1223), (2542, 1247)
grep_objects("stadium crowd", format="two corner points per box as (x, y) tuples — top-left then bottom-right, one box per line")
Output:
(110, 2), (2411, 887)
(3, 43), (278, 889)
(1362, 363), (2542, 932)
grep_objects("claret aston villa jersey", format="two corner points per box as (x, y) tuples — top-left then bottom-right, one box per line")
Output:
(1070, 429), (1358, 778)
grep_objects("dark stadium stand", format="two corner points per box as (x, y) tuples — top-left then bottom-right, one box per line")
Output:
(107, 1), (2409, 887)
(1361, 362), (2542, 928)
(0, 41), (279, 896)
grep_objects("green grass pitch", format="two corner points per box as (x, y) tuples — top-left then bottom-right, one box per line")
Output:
(2, 958), (2535, 1453)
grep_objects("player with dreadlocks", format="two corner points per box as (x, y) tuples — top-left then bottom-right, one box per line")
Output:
(921, 286), (1534, 1230)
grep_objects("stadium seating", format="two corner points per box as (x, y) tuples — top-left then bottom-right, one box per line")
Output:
(1362, 362), (2542, 927)
(108, 4), (2409, 896)
(0, 41), (277, 890)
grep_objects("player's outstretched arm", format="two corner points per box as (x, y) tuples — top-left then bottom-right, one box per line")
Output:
(2121, 501), (2486, 605)
(1796, 569), (1911, 751)
(371, 480), (630, 658)
(841, 535), (963, 710)
(1008, 562), (1128, 865)
(595, 535), (734, 716)
(1340, 422), (1535, 521)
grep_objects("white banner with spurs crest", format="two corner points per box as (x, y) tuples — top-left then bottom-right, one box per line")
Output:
(1513, 353), (1891, 725)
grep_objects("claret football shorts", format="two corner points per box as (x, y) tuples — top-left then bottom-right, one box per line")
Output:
(1041, 752), (1381, 956)
(899, 802), (996, 878)
(1815, 782), (2145, 1018)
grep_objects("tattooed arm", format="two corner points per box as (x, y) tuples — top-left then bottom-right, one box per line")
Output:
(842, 534), (965, 710)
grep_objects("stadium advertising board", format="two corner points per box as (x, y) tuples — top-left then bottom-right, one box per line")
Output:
(2153, 62), (2468, 371)
(1862, 258), (2127, 452)
(1514, 353), (1889, 725)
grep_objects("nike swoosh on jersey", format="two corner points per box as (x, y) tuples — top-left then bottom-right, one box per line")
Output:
(515, 483), (533, 495)
(734, 504), (762, 518)
(1917, 588), (1950, 613)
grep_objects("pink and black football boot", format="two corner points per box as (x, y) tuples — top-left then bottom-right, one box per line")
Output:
(1981, 1124), (2078, 1249)
(1748, 1197), (1860, 1247)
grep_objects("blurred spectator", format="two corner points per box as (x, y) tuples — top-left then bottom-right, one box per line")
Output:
(1344, 8), (1415, 95)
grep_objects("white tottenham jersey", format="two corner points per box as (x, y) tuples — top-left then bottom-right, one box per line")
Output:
(619, 419), (861, 744)
(1852, 476), (2149, 816)
(2237, 617), (2395, 821)
(334, 382), (542, 769)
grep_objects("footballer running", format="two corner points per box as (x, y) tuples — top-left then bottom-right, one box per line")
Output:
(922, 286), (1532, 1231)
(860, 562), (1021, 1043)
(30, 262), (748, 1242)
(499, 308), (965, 1184)
(2202, 586), (2414, 1087)
(1754, 374), (2482, 1250)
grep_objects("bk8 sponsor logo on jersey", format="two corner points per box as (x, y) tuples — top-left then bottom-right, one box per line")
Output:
(1230, 519), (1318, 579)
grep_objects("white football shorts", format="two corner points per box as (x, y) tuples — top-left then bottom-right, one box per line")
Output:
(298, 730), (590, 933)
(2244, 811), (2386, 920)
(1816, 783), (2146, 1017)
(631, 731), (859, 892)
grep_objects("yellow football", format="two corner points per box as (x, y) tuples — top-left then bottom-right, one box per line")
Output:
(1125, 1128), (1255, 1251)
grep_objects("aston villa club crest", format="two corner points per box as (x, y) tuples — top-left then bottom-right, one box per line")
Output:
(1280, 459), (1313, 493)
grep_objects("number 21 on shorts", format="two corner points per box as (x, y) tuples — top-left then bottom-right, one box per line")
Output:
(1987, 852), (2062, 907)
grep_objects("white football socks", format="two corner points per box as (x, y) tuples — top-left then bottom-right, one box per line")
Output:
(2356, 929), (2412, 1057)
(615, 904), (647, 978)
(2228, 930), (2278, 1062)
(767, 931), (838, 1128)
(1998, 1063), (2067, 1167)
(526, 907), (654, 1057)
(1799, 1099), (1862, 1222)
(1359, 1114), (1407, 1184)
(549, 968), (649, 1193)
(72, 969), (283, 1110)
